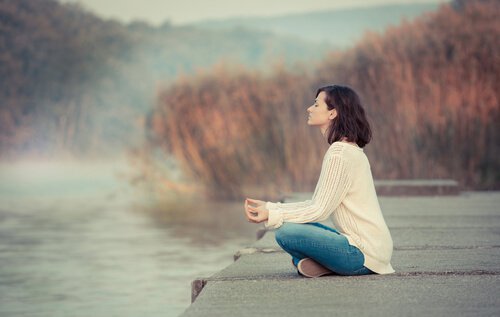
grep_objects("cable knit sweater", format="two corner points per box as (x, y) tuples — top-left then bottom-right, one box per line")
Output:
(265, 141), (395, 274)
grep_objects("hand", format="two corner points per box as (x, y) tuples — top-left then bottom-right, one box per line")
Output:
(244, 198), (269, 224)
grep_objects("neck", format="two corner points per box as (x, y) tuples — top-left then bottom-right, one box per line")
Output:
(320, 128), (356, 146)
(320, 126), (329, 138)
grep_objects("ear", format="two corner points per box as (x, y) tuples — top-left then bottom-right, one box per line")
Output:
(329, 109), (337, 119)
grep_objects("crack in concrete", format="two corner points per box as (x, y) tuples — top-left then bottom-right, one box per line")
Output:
(394, 245), (500, 250)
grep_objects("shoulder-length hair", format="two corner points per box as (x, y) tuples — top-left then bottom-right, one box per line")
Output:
(316, 85), (372, 148)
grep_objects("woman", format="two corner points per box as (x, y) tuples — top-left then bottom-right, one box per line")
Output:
(244, 85), (395, 277)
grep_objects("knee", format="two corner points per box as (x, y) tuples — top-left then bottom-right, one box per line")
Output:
(274, 222), (303, 244)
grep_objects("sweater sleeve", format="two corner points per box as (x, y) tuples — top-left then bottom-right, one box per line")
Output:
(264, 152), (351, 229)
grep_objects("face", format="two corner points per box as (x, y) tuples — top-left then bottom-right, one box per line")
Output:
(307, 91), (337, 130)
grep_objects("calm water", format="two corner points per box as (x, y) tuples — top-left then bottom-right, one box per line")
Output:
(0, 159), (258, 317)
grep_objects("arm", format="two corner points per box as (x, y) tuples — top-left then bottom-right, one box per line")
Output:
(264, 153), (351, 229)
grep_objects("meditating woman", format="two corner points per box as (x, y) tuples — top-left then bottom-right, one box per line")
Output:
(244, 85), (395, 277)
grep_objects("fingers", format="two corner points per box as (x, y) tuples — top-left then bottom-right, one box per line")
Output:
(244, 200), (258, 223)
(245, 198), (266, 223)
(246, 198), (265, 206)
(246, 198), (262, 203)
(247, 205), (258, 217)
(244, 200), (251, 217)
(247, 205), (263, 222)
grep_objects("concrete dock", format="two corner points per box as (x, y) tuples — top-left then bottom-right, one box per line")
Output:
(180, 189), (500, 316)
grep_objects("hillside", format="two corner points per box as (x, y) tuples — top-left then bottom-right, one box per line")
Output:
(0, 0), (325, 159)
(192, 3), (440, 47)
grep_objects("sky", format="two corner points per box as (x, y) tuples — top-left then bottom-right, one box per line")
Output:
(58, 0), (448, 26)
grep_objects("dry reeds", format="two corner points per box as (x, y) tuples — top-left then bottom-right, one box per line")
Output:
(146, 63), (327, 200)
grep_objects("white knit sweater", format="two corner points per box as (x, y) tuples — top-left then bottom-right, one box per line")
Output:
(265, 141), (395, 274)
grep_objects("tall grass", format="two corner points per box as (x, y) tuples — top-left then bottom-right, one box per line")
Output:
(136, 0), (499, 201)
(141, 63), (327, 200)
(313, 0), (499, 187)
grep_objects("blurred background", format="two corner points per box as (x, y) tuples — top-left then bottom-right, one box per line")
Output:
(0, 0), (498, 316)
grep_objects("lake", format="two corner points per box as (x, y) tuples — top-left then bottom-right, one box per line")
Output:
(0, 158), (258, 316)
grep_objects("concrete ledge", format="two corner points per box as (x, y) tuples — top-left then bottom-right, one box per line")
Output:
(181, 191), (500, 316)
(282, 180), (460, 199)
(183, 276), (500, 317)
(374, 179), (460, 196)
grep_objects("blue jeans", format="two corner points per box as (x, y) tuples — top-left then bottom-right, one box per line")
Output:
(274, 222), (375, 276)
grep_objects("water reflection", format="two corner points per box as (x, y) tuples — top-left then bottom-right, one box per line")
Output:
(137, 198), (258, 245)
(0, 159), (259, 317)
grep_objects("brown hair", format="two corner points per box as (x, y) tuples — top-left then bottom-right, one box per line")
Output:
(316, 85), (372, 147)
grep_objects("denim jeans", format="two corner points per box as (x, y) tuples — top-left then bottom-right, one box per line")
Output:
(274, 222), (375, 276)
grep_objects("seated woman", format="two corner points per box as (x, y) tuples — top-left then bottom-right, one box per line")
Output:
(244, 84), (395, 277)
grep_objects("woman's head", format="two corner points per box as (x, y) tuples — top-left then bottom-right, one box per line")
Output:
(307, 85), (372, 148)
